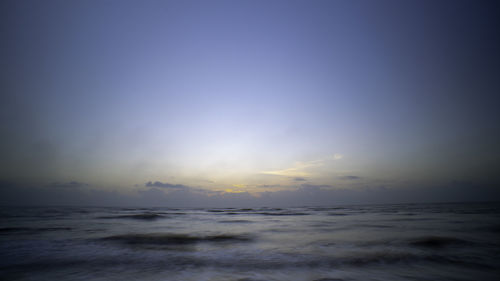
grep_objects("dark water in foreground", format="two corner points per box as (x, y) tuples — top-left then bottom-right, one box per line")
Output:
(1, 203), (499, 281)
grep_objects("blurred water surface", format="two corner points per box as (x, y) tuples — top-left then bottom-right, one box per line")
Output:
(1, 202), (499, 281)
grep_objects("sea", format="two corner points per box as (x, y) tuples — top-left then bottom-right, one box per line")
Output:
(1, 202), (499, 281)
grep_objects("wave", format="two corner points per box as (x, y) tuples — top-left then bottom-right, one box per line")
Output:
(2, 245), (492, 277)
(389, 217), (436, 222)
(0, 227), (72, 234)
(100, 233), (253, 246)
(255, 212), (310, 216)
(236, 208), (255, 212)
(354, 224), (393, 229)
(206, 209), (310, 216)
(408, 236), (470, 249)
(97, 213), (167, 220)
(219, 220), (253, 224)
(475, 224), (500, 233)
(208, 209), (226, 212)
(327, 212), (348, 216)
(307, 207), (347, 212)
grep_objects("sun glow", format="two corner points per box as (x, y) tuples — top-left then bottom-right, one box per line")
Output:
(224, 189), (246, 194)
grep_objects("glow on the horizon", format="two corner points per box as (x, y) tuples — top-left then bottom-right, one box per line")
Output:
(1, 0), (499, 205)
(224, 189), (246, 194)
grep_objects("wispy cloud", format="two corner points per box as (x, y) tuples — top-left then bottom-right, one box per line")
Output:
(47, 181), (89, 188)
(261, 167), (309, 177)
(145, 181), (188, 189)
(301, 183), (333, 189)
(261, 160), (323, 177)
(333, 153), (343, 160)
(339, 175), (361, 180)
(255, 184), (282, 189)
(293, 177), (307, 182)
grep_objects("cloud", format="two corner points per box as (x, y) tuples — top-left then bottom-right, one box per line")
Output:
(47, 181), (89, 188)
(261, 167), (309, 177)
(293, 177), (307, 182)
(255, 184), (282, 189)
(333, 153), (343, 160)
(300, 184), (333, 189)
(339, 176), (361, 180)
(261, 160), (323, 177)
(145, 181), (188, 189)
(1, 180), (500, 207)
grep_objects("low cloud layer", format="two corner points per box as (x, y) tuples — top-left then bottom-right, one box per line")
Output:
(145, 181), (188, 189)
(339, 176), (362, 180)
(1, 180), (499, 207)
(46, 181), (89, 188)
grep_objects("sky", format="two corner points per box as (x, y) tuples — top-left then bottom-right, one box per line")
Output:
(1, 0), (499, 206)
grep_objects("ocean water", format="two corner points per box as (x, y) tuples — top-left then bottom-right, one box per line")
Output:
(1, 202), (499, 281)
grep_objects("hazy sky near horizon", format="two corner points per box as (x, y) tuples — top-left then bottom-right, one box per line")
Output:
(1, 0), (499, 205)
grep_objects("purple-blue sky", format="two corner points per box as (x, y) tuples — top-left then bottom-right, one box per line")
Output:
(1, 0), (499, 206)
